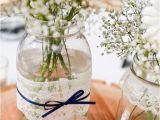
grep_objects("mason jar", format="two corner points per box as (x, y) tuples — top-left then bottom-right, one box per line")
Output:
(120, 54), (160, 120)
(16, 18), (92, 120)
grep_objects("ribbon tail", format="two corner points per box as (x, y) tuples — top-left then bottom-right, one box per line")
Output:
(42, 105), (63, 118)
(80, 101), (96, 104)
(76, 92), (90, 101)
(72, 101), (96, 105)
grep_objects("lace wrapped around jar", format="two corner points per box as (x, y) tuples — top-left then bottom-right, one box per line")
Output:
(16, 18), (92, 120)
(120, 54), (160, 120)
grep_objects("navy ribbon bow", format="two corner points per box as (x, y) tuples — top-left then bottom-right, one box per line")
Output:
(17, 87), (95, 118)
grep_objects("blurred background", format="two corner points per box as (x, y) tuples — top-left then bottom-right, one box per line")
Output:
(0, 15), (129, 87)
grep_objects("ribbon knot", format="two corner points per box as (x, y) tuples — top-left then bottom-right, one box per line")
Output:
(17, 88), (96, 118)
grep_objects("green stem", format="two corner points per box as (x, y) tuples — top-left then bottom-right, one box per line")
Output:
(62, 39), (72, 74)
(39, 35), (72, 81)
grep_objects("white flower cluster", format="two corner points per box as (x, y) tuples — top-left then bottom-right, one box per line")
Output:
(102, 0), (148, 58)
(25, 0), (90, 36)
(101, 0), (160, 82)
(0, 0), (90, 37)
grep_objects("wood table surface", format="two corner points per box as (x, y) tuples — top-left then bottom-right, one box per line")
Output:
(0, 80), (146, 120)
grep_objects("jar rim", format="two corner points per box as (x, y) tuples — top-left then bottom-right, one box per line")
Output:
(26, 16), (83, 39)
(130, 65), (160, 88)
(133, 53), (160, 74)
(27, 27), (80, 39)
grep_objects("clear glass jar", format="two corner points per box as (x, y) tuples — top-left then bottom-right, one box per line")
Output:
(16, 18), (92, 120)
(120, 54), (160, 120)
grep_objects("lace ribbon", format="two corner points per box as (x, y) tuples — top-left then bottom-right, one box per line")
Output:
(17, 87), (95, 118)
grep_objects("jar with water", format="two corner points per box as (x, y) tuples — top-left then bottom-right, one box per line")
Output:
(16, 18), (92, 120)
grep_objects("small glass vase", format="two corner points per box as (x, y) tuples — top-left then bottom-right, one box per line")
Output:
(16, 18), (92, 120)
(120, 54), (160, 120)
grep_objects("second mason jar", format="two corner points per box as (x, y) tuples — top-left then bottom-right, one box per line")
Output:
(120, 54), (160, 120)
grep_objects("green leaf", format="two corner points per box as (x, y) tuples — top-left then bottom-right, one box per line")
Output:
(43, 0), (49, 4)
(74, 0), (82, 5)
(33, 13), (48, 21)
(58, 54), (69, 74)
(26, 0), (32, 8)
(65, 7), (79, 21)
(147, 111), (154, 120)
(40, 62), (48, 76)
(49, 2), (59, 15)
(144, 50), (149, 57)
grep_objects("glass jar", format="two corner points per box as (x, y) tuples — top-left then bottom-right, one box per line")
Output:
(120, 54), (160, 120)
(16, 18), (92, 120)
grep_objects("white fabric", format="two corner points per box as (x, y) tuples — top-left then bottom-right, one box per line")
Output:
(17, 69), (91, 120)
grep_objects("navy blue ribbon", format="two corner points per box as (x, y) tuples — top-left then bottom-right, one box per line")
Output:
(17, 87), (95, 118)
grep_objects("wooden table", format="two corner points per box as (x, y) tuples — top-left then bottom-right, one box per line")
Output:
(0, 80), (146, 120)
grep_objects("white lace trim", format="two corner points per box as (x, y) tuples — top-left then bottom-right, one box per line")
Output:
(17, 70), (91, 120)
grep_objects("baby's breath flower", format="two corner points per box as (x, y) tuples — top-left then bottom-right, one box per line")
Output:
(102, 0), (149, 58)
(13, 0), (91, 38)
(101, 0), (160, 82)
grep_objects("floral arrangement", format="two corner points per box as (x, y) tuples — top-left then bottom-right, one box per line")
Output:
(1, 1), (96, 120)
(23, 0), (90, 82)
(25, 0), (90, 29)
(1, 0), (160, 119)
(101, 0), (160, 84)
(1, 0), (91, 82)
(1, 0), (159, 84)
